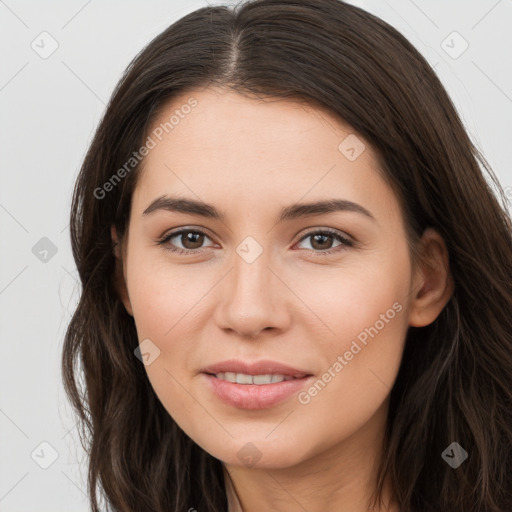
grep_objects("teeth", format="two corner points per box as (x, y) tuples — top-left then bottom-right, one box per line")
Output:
(214, 372), (295, 384)
(236, 373), (253, 384)
(254, 374), (274, 384)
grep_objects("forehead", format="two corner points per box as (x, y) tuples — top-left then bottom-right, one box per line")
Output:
(145, 86), (367, 158)
(132, 86), (398, 223)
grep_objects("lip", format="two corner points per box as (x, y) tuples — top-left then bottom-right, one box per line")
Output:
(200, 359), (311, 378)
(202, 373), (314, 409)
(199, 359), (314, 410)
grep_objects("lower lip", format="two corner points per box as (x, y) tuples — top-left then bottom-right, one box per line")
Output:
(202, 373), (313, 410)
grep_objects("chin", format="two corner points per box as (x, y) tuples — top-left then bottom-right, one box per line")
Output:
(210, 437), (312, 470)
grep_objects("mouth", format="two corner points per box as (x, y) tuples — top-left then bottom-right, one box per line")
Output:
(200, 358), (312, 380)
(205, 372), (307, 384)
(199, 359), (314, 409)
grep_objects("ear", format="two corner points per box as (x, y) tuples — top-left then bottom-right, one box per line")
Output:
(408, 228), (454, 327)
(111, 224), (133, 317)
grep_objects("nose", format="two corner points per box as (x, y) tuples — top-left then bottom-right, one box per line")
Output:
(213, 243), (291, 339)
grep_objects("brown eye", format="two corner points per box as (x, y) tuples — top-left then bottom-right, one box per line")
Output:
(157, 228), (215, 254)
(310, 233), (335, 250)
(295, 229), (354, 255)
(157, 227), (353, 257)
(179, 231), (205, 249)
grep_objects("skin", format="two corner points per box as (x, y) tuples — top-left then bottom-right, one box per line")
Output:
(111, 86), (453, 512)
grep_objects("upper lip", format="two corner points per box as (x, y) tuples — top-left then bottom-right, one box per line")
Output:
(200, 359), (312, 378)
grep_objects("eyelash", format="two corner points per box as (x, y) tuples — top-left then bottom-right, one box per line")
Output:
(156, 227), (354, 257)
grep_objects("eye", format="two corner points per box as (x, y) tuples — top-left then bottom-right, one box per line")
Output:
(156, 227), (354, 256)
(156, 228), (216, 255)
(294, 228), (354, 256)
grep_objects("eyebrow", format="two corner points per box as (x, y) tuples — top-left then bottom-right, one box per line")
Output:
(142, 195), (376, 223)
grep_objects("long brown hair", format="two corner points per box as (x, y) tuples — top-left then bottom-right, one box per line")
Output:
(62, 0), (512, 510)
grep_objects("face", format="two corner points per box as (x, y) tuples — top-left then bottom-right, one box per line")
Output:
(112, 86), (448, 469)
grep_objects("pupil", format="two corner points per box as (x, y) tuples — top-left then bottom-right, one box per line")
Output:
(313, 234), (331, 249)
(184, 232), (203, 249)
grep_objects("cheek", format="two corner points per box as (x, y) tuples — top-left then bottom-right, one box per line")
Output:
(296, 250), (410, 348)
(286, 290), (408, 459)
(301, 257), (410, 416)
(126, 249), (205, 338)
(125, 251), (212, 406)
(293, 250), (411, 407)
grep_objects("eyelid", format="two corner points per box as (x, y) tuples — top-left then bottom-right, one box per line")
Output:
(159, 226), (214, 241)
(157, 225), (355, 255)
(158, 226), (217, 250)
(294, 226), (354, 245)
(160, 225), (354, 243)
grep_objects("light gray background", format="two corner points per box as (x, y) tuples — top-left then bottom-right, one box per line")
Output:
(0, 0), (511, 510)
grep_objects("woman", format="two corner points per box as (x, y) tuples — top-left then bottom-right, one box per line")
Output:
(62, 0), (512, 511)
